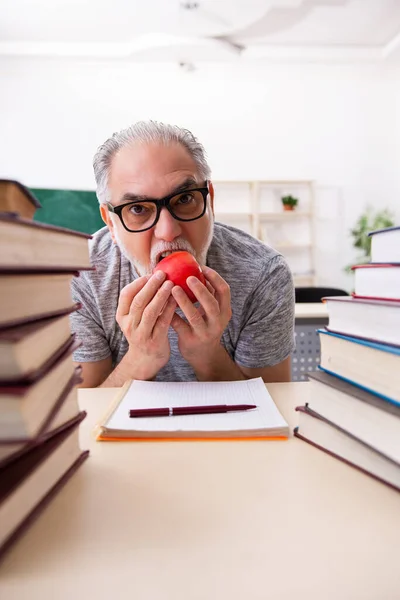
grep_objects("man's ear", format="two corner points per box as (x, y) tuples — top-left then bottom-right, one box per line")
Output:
(100, 204), (117, 244)
(208, 181), (215, 215)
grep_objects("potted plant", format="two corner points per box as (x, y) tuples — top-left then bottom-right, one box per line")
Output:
(281, 195), (298, 211)
(345, 206), (395, 272)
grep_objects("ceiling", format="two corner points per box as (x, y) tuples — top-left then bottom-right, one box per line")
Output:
(1, 0), (400, 64)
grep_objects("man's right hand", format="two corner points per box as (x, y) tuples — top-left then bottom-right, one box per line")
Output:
(115, 271), (177, 381)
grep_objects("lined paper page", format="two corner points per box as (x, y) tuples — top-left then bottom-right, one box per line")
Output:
(105, 378), (288, 433)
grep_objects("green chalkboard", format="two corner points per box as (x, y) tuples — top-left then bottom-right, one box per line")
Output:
(31, 188), (104, 234)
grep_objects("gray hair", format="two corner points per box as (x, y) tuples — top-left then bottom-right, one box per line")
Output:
(93, 120), (211, 204)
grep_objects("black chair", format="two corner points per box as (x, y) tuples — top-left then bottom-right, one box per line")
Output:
(292, 286), (349, 381)
(295, 287), (349, 303)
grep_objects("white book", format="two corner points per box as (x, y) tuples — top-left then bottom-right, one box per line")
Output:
(369, 226), (400, 264)
(95, 378), (289, 440)
(353, 264), (400, 301)
(323, 295), (400, 346)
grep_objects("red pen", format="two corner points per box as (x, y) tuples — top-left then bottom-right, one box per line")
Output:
(129, 404), (257, 418)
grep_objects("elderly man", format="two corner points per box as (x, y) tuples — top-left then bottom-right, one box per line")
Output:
(70, 121), (295, 386)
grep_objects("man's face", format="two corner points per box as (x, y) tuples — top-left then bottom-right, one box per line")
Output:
(100, 142), (214, 276)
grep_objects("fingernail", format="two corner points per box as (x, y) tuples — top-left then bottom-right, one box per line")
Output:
(172, 286), (184, 297)
(155, 271), (165, 281)
(187, 276), (199, 286)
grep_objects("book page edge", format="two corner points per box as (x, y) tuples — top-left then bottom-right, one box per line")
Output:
(93, 380), (133, 441)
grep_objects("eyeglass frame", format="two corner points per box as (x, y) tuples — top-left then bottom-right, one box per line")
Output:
(106, 181), (210, 233)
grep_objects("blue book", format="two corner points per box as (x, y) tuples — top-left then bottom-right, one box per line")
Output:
(317, 329), (400, 408)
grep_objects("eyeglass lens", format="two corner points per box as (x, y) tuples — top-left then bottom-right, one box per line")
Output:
(121, 189), (205, 231)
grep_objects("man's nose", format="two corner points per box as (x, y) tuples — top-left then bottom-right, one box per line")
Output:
(153, 207), (182, 242)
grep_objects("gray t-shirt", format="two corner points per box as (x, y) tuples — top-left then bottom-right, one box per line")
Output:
(70, 222), (295, 381)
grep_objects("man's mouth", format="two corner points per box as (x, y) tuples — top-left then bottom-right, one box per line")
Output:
(156, 250), (179, 263)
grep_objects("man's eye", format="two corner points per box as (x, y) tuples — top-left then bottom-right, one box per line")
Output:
(129, 204), (147, 214)
(177, 193), (194, 205)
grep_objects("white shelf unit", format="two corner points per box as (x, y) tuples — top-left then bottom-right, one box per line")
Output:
(213, 180), (316, 287)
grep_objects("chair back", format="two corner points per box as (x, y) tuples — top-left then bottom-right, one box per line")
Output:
(295, 287), (349, 303)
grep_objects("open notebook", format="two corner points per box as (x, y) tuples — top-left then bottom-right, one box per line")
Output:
(95, 378), (289, 441)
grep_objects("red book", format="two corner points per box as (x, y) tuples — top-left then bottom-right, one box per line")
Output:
(352, 263), (400, 301)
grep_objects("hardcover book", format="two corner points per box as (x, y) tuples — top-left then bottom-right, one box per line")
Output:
(0, 212), (92, 271)
(0, 412), (89, 562)
(369, 225), (400, 264)
(294, 406), (400, 493)
(322, 295), (400, 346)
(318, 329), (400, 406)
(306, 370), (400, 463)
(352, 264), (400, 302)
(0, 368), (82, 468)
(0, 271), (81, 328)
(0, 179), (41, 220)
(0, 337), (81, 440)
(0, 307), (80, 382)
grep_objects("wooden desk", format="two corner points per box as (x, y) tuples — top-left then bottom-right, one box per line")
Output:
(295, 302), (329, 321)
(2, 384), (400, 599)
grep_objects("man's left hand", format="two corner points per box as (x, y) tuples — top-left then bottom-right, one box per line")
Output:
(170, 266), (232, 372)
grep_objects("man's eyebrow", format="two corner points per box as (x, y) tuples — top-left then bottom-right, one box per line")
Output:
(170, 177), (199, 195)
(119, 177), (199, 204)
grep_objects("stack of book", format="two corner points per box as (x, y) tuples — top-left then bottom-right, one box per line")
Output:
(0, 180), (92, 560)
(294, 225), (400, 492)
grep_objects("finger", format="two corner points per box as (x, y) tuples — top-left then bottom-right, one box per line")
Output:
(117, 275), (150, 318)
(128, 271), (166, 319)
(205, 280), (216, 296)
(170, 312), (191, 336)
(186, 276), (220, 321)
(139, 279), (174, 335)
(201, 266), (231, 316)
(202, 277), (216, 314)
(197, 305), (206, 319)
(171, 286), (206, 332)
(153, 296), (177, 338)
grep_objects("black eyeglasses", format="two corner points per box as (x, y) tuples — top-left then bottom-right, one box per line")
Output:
(106, 181), (209, 233)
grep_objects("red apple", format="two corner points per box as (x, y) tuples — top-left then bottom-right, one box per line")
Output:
(153, 251), (206, 302)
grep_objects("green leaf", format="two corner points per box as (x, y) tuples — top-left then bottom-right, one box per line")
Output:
(348, 206), (395, 260)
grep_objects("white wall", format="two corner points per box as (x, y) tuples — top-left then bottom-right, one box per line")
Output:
(1, 58), (399, 289)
